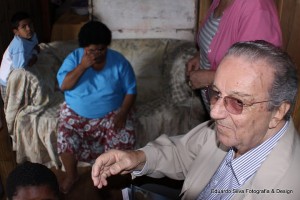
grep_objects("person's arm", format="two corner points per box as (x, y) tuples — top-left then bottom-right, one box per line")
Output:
(113, 59), (137, 129)
(186, 52), (200, 75)
(60, 49), (96, 91)
(33, 44), (40, 54)
(185, 52), (215, 89)
(92, 121), (215, 188)
(113, 94), (136, 130)
(91, 149), (146, 188)
(188, 69), (215, 89)
(24, 34), (40, 67)
(27, 54), (38, 67)
(11, 50), (26, 68)
(184, 0), (218, 89)
(60, 63), (87, 91)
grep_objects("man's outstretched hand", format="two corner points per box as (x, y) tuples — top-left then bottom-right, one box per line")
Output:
(91, 149), (146, 188)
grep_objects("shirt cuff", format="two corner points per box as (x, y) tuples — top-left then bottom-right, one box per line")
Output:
(131, 161), (148, 179)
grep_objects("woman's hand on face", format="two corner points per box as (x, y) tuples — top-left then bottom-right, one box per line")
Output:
(79, 49), (98, 69)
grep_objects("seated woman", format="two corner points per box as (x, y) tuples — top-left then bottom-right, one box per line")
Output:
(56, 21), (137, 193)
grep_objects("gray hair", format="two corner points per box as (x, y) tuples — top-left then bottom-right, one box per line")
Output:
(225, 40), (298, 120)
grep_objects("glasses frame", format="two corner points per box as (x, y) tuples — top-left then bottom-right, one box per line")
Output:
(205, 85), (272, 115)
(86, 46), (107, 55)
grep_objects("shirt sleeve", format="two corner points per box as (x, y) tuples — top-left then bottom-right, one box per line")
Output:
(57, 50), (80, 87)
(138, 121), (216, 180)
(10, 47), (26, 68)
(120, 59), (137, 95)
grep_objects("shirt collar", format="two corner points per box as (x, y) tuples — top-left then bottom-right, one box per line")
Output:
(226, 120), (289, 185)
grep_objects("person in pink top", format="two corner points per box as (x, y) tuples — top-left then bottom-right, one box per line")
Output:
(186, 0), (282, 111)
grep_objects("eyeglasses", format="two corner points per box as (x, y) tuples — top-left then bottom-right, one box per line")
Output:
(206, 85), (271, 115)
(87, 47), (107, 55)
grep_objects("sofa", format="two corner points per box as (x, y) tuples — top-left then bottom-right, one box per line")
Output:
(3, 38), (207, 168)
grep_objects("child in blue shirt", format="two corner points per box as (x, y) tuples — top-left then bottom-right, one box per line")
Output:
(0, 11), (39, 101)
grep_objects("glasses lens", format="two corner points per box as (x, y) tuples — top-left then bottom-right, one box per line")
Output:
(207, 86), (219, 105)
(224, 96), (243, 114)
(88, 47), (107, 55)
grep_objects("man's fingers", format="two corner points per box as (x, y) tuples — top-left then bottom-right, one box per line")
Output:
(91, 150), (138, 189)
(91, 162), (113, 188)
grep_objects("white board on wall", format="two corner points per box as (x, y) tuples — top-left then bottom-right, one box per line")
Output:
(90, 0), (197, 41)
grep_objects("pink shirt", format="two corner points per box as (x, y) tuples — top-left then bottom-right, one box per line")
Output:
(197, 0), (282, 70)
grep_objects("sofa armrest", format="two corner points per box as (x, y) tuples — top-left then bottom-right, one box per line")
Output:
(4, 49), (64, 166)
(4, 46), (63, 134)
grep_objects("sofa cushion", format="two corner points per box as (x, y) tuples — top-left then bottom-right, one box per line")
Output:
(163, 40), (196, 104)
(110, 39), (168, 103)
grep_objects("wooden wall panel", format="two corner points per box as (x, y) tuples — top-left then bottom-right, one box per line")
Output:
(92, 0), (197, 40)
(279, 0), (300, 131)
(0, 0), (51, 56)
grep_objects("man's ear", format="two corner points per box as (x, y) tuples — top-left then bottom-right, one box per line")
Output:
(269, 102), (290, 128)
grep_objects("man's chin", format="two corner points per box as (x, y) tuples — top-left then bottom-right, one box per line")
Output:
(217, 132), (233, 147)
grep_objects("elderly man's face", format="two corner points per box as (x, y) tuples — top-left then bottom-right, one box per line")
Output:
(210, 55), (279, 156)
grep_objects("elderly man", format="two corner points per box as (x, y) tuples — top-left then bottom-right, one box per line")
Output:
(91, 40), (300, 200)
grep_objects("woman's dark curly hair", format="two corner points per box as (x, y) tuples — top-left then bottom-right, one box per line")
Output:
(78, 20), (112, 47)
(6, 161), (60, 200)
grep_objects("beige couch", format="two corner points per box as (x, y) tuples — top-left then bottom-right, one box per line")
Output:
(4, 38), (206, 168)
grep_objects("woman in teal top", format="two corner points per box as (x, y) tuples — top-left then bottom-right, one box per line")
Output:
(56, 21), (137, 194)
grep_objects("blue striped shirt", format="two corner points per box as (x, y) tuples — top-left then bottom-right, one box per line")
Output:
(199, 13), (221, 70)
(198, 13), (221, 111)
(197, 121), (289, 200)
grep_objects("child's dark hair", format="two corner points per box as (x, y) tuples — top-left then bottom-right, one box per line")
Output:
(11, 11), (31, 29)
(6, 161), (59, 200)
(78, 20), (112, 47)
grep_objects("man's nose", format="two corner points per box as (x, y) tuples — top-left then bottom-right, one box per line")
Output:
(210, 98), (228, 119)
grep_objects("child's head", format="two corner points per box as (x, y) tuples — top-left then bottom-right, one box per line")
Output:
(6, 161), (60, 200)
(11, 11), (35, 40)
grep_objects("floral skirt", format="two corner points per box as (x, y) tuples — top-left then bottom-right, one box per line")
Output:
(57, 102), (135, 163)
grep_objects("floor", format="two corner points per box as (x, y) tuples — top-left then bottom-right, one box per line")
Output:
(52, 166), (132, 200)
(51, 167), (183, 200)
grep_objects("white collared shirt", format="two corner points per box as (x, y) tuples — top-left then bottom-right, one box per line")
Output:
(197, 121), (289, 200)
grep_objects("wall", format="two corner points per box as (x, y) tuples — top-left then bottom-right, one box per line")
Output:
(90, 0), (198, 41)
